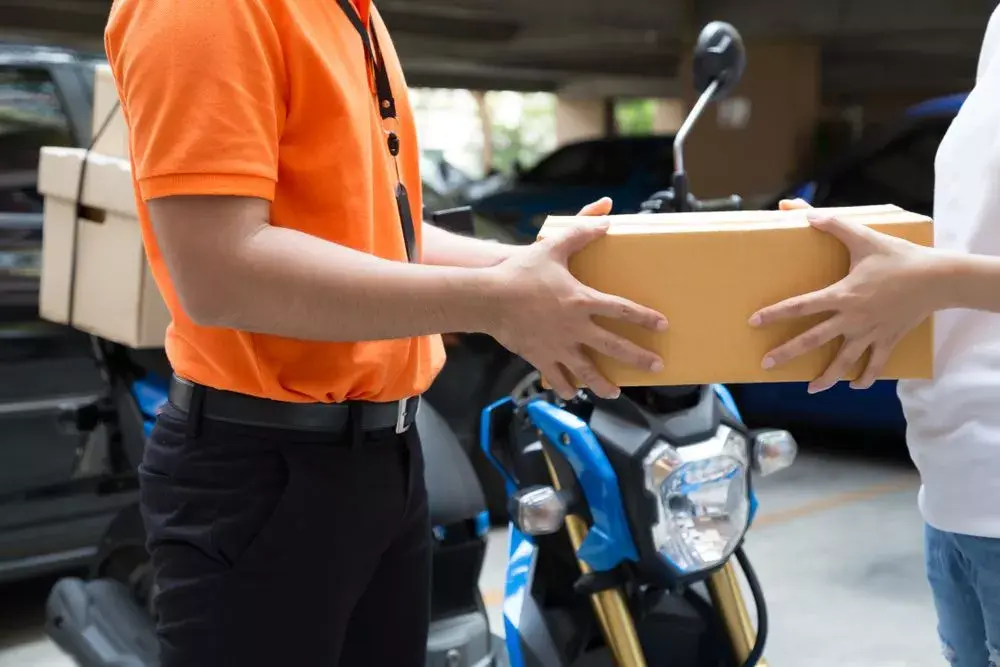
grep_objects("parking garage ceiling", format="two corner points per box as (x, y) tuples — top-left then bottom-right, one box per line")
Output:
(2, 0), (997, 102)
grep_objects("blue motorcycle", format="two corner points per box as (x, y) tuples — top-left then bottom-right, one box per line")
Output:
(480, 22), (798, 667)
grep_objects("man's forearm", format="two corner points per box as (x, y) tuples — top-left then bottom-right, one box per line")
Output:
(184, 225), (505, 341)
(422, 223), (519, 268)
(929, 250), (1000, 313)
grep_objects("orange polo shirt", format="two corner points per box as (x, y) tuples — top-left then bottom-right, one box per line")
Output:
(104, 0), (445, 403)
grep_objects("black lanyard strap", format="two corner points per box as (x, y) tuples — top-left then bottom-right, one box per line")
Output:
(333, 0), (416, 262)
(334, 0), (396, 122)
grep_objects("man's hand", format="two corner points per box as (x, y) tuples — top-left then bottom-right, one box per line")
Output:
(749, 199), (936, 393)
(488, 197), (667, 400)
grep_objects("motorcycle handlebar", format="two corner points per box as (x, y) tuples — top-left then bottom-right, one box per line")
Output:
(693, 194), (743, 213)
(637, 192), (744, 215)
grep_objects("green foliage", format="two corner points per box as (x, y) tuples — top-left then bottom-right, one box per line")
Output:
(485, 91), (556, 174)
(614, 98), (656, 136)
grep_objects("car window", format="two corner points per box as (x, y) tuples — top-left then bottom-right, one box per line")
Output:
(0, 66), (74, 213)
(818, 118), (951, 216)
(590, 142), (635, 187)
(520, 142), (599, 186)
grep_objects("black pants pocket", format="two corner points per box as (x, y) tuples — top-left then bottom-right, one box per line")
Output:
(210, 449), (291, 570)
(139, 413), (290, 571)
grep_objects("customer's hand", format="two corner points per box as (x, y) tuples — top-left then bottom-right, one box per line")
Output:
(489, 197), (667, 400)
(749, 198), (936, 393)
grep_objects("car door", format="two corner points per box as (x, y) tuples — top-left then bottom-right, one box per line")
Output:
(587, 140), (652, 211)
(0, 64), (106, 498)
(518, 140), (604, 204)
(493, 141), (615, 237)
(633, 139), (675, 199)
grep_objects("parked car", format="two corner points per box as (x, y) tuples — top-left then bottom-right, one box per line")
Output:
(0, 43), (136, 585)
(420, 151), (475, 202)
(460, 168), (510, 203)
(420, 171), (460, 214)
(469, 135), (675, 240)
(729, 93), (966, 437)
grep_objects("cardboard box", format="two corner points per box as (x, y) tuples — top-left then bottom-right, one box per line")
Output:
(37, 146), (169, 348)
(538, 205), (933, 386)
(91, 64), (129, 160)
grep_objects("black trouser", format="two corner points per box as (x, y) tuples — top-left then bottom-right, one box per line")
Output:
(139, 401), (430, 667)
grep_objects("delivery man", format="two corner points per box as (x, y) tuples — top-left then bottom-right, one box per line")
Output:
(104, 0), (666, 665)
(752, 8), (1000, 661)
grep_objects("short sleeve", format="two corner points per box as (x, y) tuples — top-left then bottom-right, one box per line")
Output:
(105, 0), (286, 201)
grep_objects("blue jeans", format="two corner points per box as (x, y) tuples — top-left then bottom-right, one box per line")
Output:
(926, 524), (1000, 666)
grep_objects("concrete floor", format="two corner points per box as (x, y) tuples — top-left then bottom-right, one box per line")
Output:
(0, 446), (944, 667)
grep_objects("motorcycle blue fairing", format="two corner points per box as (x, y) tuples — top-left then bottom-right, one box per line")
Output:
(525, 400), (639, 571)
(130, 374), (169, 438)
(481, 384), (757, 666)
(481, 396), (520, 498)
(713, 383), (740, 422)
(481, 397), (553, 666)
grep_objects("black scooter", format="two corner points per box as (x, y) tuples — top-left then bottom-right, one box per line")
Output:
(44, 338), (504, 667)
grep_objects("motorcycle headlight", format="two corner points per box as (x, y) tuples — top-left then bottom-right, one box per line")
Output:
(642, 426), (750, 575)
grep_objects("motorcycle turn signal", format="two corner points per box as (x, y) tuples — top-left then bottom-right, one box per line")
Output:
(508, 485), (580, 536)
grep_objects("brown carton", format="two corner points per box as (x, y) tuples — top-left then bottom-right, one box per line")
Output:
(538, 205), (933, 386)
(91, 64), (129, 160)
(37, 146), (169, 348)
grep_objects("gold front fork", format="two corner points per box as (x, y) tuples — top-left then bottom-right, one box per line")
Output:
(543, 451), (647, 667)
(707, 562), (769, 667)
(543, 446), (766, 667)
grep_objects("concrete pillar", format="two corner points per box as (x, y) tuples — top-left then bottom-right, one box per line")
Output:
(471, 90), (493, 175)
(679, 41), (821, 201)
(603, 98), (617, 137)
(652, 99), (686, 134)
(555, 98), (608, 146)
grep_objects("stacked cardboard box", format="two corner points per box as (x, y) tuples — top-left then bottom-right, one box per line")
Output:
(538, 205), (934, 386)
(37, 64), (170, 349)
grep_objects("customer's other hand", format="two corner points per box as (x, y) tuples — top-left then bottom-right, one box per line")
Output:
(489, 197), (667, 400)
(748, 198), (936, 393)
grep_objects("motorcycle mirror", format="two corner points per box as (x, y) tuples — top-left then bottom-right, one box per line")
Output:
(692, 21), (746, 101)
(671, 21), (747, 213)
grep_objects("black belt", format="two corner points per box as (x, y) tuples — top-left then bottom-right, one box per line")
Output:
(167, 376), (419, 434)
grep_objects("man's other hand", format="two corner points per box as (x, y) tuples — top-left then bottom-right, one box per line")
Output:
(749, 198), (936, 393)
(488, 197), (668, 400)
